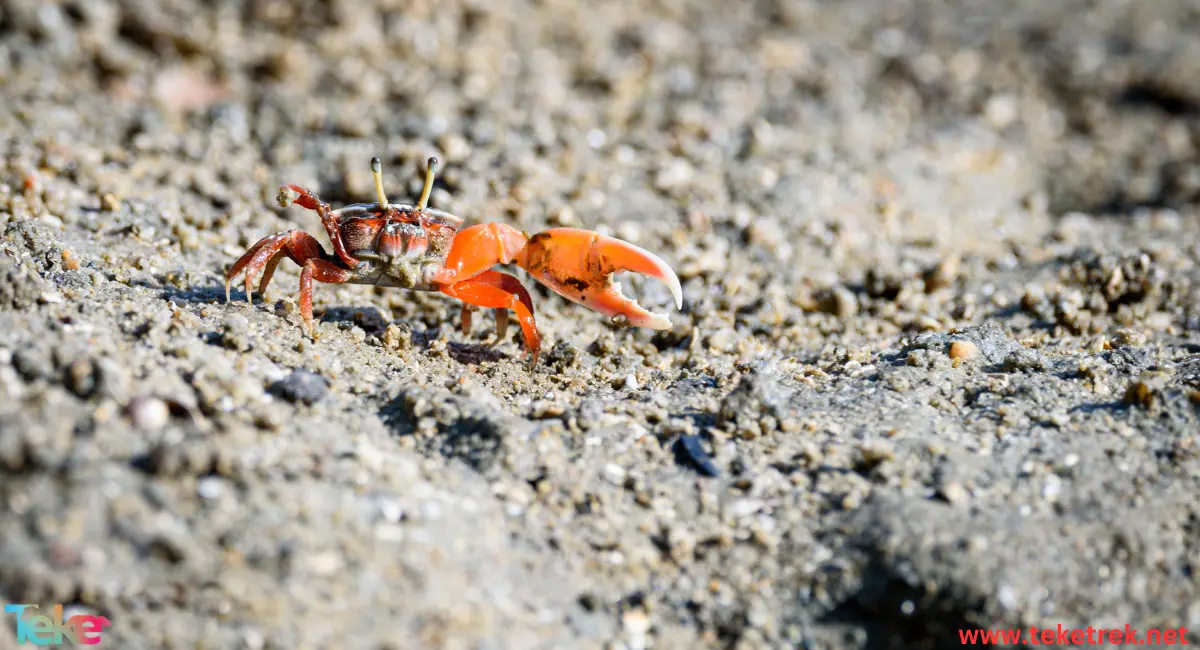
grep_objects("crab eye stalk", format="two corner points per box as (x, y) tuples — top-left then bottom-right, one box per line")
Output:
(371, 156), (390, 210)
(418, 156), (439, 211)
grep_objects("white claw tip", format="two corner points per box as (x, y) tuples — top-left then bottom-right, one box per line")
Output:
(638, 248), (683, 312)
(666, 270), (683, 311)
(644, 313), (673, 330)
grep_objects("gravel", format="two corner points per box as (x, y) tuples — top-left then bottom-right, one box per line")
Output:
(2, 0), (1200, 648)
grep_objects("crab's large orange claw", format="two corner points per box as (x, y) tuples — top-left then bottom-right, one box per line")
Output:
(518, 227), (683, 329)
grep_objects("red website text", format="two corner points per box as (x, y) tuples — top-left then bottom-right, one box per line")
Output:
(959, 624), (1189, 646)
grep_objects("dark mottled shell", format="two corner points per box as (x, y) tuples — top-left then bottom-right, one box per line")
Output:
(339, 217), (381, 252)
(333, 202), (463, 268)
(422, 208), (460, 257)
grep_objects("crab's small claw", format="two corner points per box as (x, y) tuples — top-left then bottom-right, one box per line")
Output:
(518, 227), (683, 329)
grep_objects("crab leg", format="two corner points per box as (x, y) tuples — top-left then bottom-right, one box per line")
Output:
(224, 229), (353, 338)
(441, 276), (541, 366)
(457, 270), (531, 342)
(461, 305), (512, 343)
(435, 224), (683, 330)
(276, 185), (364, 270)
(298, 260), (355, 339)
(225, 230), (326, 304)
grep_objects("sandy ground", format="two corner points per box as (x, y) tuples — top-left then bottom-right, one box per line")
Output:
(2, 0), (1200, 648)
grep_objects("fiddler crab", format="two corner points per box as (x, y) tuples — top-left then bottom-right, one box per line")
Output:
(223, 156), (683, 367)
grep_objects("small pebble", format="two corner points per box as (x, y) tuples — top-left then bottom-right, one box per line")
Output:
(65, 359), (97, 398)
(197, 477), (224, 500)
(127, 397), (170, 431)
(938, 482), (969, 505)
(1042, 475), (1062, 502)
(242, 630), (265, 650)
(602, 463), (627, 486)
(857, 442), (895, 468)
(550, 206), (576, 226)
(923, 257), (959, 292)
(654, 158), (693, 192)
(270, 369), (330, 405)
(947, 340), (978, 361)
(382, 323), (412, 351)
(997, 584), (1019, 611)
(915, 315), (942, 331)
(100, 192), (121, 212)
(673, 435), (720, 477)
(1123, 371), (1167, 408)
(1111, 328), (1147, 347)
(61, 250), (81, 271)
(984, 94), (1019, 129)
(831, 287), (857, 318)
(728, 498), (764, 518)
(308, 551), (344, 576)
(622, 609), (651, 650)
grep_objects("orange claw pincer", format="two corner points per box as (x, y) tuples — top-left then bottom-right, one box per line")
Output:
(433, 224), (683, 331)
(223, 156), (683, 368)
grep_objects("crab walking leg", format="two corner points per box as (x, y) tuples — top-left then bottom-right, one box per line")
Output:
(298, 259), (355, 339)
(437, 224), (534, 342)
(457, 270), (533, 342)
(494, 308), (509, 342)
(460, 305), (475, 336)
(224, 230), (327, 304)
(258, 251), (286, 299)
(461, 307), (512, 342)
(225, 236), (274, 303)
(441, 278), (542, 366)
(459, 304), (512, 342)
(277, 184), (363, 270)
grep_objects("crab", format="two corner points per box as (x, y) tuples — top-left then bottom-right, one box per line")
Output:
(223, 156), (683, 367)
